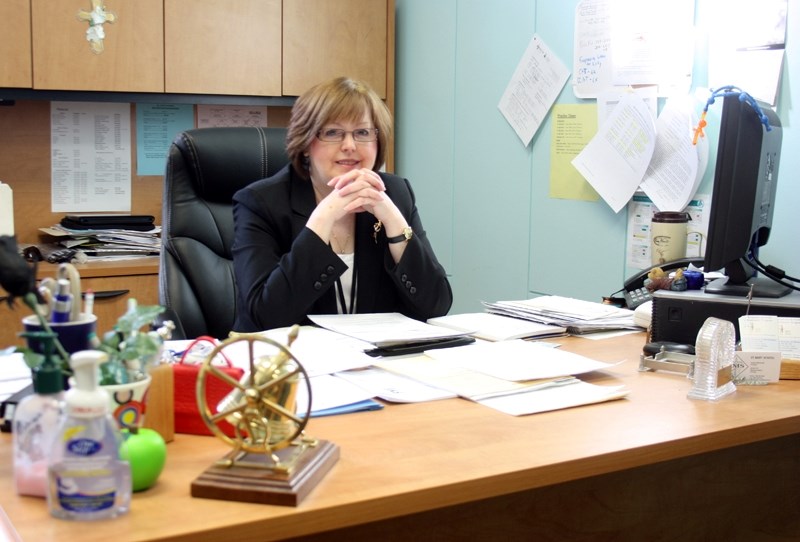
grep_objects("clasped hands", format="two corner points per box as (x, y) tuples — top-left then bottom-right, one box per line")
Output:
(322, 168), (407, 230)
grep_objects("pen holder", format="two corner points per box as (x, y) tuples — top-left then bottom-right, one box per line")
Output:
(22, 313), (98, 354)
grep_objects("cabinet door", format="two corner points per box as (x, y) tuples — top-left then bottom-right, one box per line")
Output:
(165, 0), (281, 96)
(283, 0), (389, 97)
(0, 0), (32, 88)
(31, 0), (163, 92)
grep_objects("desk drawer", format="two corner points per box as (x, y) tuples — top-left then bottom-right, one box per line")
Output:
(0, 272), (158, 349)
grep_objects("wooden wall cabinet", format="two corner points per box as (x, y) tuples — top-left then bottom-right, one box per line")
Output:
(164, 0), (282, 96)
(20, 0), (393, 99)
(283, 0), (391, 99)
(31, 0), (164, 92)
(0, 0), (32, 88)
(166, 0), (393, 99)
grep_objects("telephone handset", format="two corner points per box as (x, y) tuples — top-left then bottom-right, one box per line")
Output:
(624, 257), (705, 292)
(622, 257), (705, 309)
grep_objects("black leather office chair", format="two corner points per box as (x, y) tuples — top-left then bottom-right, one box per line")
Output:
(159, 127), (289, 339)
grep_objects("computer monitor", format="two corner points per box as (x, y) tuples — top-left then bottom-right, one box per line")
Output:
(703, 94), (790, 298)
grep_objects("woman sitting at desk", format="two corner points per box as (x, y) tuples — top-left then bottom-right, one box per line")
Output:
(232, 76), (453, 332)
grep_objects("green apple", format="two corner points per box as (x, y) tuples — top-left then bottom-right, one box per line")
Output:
(119, 427), (167, 492)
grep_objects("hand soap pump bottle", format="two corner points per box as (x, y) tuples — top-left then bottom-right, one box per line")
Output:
(47, 350), (132, 520)
(13, 331), (64, 497)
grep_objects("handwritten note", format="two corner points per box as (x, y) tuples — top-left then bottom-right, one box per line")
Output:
(572, 0), (694, 98)
(572, 0), (612, 98)
(498, 34), (570, 147)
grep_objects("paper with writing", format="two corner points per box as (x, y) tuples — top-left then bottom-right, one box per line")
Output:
(571, 92), (656, 213)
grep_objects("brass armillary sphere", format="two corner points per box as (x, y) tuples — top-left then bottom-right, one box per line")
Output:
(195, 326), (314, 471)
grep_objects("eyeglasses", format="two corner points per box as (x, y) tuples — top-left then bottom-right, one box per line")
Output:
(316, 128), (379, 143)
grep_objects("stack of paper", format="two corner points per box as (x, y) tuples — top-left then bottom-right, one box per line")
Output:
(308, 313), (472, 349)
(295, 374), (383, 417)
(172, 322), (629, 420)
(374, 339), (629, 416)
(427, 312), (566, 341)
(483, 295), (639, 334)
(40, 225), (161, 261)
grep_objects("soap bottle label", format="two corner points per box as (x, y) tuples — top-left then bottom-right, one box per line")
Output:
(47, 418), (131, 520)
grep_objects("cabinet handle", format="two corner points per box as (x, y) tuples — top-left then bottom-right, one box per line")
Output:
(81, 289), (130, 300)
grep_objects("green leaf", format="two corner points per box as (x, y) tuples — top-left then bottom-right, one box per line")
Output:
(15, 347), (45, 370)
(114, 305), (165, 334)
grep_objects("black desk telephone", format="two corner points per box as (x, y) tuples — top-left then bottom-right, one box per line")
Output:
(622, 257), (705, 309)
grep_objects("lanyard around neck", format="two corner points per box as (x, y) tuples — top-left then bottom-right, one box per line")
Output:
(335, 266), (358, 314)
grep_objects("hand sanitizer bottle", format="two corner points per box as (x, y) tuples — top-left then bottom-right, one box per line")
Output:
(47, 350), (132, 520)
(13, 332), (64, 497)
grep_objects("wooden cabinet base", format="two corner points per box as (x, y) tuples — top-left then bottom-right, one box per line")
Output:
(191, 440), (340, 507)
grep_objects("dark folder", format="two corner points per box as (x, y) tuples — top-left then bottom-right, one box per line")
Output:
(60, 214), (156, 232)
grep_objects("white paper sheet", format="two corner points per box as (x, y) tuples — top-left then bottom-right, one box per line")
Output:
(427, 312), (565, 342)
(596, 86), (658, 126)
(50, 102), (132, 212)
(477, 379), (629, 416)
(572, 0), (695, 98)
(0, 182), (13, 236)
(0, 352), (33, 402)
(639, 97), (708, 212)
(425, 340), (619, 382)
(336, 367), (457, 403)
(571, 92), (656, 213)
(706, 0), (786, 106)
(499, 34), (570, 147)
(308, 313), (468, 348)
(294, 374), (375, 413)
(164, 325), (374, 379)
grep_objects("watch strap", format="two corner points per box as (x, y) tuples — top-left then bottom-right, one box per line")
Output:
(387, 227), (413, 244)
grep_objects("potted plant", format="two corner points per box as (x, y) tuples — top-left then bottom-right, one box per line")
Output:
(1, 235), (171, 424)
(3, 235), (172, 492)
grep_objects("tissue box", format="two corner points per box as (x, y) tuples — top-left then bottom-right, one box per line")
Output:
(173, 360), (243, 437)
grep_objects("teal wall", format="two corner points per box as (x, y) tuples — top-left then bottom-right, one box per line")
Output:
(395, 0), (800, 314)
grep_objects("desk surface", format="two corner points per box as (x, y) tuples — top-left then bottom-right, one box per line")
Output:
(1, 332), (799, 541)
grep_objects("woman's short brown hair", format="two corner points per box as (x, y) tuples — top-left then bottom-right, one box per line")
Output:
(286, 77), (393, 178)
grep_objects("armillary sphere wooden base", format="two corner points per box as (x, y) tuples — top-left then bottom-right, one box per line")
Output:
(191, 440), (340, 506)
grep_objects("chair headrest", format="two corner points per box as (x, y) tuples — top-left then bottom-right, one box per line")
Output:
(170, 127), (289, 203)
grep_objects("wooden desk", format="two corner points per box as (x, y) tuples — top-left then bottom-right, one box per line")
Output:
(1, 333), (798, 541)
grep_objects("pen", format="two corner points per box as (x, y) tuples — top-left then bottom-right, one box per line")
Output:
(37, 285), (54, 318)
(57, 263), (82, 322)
(84, 288), (94, 316)
(51, 278), (73, 323)
(364, 336), (476, 357)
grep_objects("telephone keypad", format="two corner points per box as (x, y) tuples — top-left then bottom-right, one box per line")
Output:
(624, 287), (652, 309)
